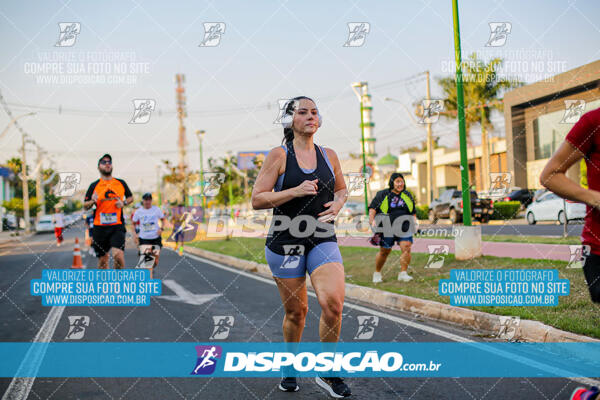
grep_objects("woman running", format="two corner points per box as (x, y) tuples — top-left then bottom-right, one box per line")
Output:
(251, 96), (351, 398)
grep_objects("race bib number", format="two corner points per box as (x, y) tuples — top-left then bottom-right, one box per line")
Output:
(141, 222), (155, 232)
(99, 212), (118, 225)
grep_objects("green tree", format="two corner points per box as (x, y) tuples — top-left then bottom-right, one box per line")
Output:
(207, 155), (244, 206)
(435, 53), (521, 144)
(2, 197), (41, 226)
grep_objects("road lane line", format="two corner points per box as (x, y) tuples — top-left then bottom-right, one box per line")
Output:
(2, 305), (65, 400)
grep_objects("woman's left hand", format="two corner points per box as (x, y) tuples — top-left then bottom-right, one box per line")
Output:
(317, 200), (343, 223)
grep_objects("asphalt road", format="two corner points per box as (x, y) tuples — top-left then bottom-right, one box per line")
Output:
(0, 222), (592, 400)
(418, 221), (584, 238)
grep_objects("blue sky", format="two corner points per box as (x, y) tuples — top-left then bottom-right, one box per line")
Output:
(1, 0), (599, 190)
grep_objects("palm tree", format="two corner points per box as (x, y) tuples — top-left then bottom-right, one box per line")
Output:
(436, 53), (521, 189)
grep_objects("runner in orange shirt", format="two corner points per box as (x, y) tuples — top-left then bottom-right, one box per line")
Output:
(83, 154), (133, 269)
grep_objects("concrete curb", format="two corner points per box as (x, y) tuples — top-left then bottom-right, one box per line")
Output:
(182, 245), (599, 343)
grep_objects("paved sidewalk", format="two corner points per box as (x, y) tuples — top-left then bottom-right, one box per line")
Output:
(338, 236), (574, 261)
(0, 230), (30, 245)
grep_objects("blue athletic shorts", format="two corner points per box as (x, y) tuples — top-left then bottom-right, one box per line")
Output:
(381, 235), (413, 248)
(265, 241), (343, 279)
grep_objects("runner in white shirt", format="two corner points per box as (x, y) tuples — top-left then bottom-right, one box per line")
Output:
(131, 193), (166, 273)
(52, 206), (65, 247)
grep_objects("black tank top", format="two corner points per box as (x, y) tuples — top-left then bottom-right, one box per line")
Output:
(266, 141), (337, 255)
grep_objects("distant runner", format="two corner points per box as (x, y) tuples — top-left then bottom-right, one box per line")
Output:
(132, 192), (166, 277)
(52, 205), (64, 247)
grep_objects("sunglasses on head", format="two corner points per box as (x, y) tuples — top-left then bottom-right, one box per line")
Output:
(99, 160), (112, 165)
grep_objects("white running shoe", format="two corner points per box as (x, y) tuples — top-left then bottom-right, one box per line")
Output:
(398, 271), (413, 282)
(372, 271), (382, 283)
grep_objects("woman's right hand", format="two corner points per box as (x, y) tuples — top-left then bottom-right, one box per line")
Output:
(293, 179), (318, 197)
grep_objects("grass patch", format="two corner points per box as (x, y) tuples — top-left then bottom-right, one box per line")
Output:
(189, 236), (600, 339)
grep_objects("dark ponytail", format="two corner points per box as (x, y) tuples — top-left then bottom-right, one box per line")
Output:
(282, 127), (294, 144)
(281, 96), (316, 145)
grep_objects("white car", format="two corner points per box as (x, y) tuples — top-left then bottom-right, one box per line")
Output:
(35, 215), (55, 233)
(525, 191), (586, 225)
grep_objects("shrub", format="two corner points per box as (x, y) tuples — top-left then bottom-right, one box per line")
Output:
(416, 205), (429, 220)
(492, 201), (521, 220)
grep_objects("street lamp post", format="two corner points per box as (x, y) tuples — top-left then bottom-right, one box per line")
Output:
(351, 82), (369, 215)
(195, 130), (206, 222)
(452, 0), (472, 227)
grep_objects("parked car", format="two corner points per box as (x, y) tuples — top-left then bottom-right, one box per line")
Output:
(532, 188), (548, 202)
(35, 215), (55, 233)
(2, 213), (17, 230)
(429, 189), (494, 224)
(525, 191), (586, 224)
(502, 188), (535, 208)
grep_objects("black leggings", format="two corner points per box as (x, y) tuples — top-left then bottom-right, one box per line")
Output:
(583, 253), (600, 303)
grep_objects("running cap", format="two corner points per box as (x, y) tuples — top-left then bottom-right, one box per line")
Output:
(98, 153), (112, 165)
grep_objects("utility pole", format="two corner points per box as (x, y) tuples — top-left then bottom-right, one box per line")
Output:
(195, 130), (206, 222)
(425, 71), (435, 203)
(21, 133), (31, 232)
(227, 151), (234, 220)
(175, 74), (188, 206)
(156, 165), (162, 207)
(452, 0), (472, 227)
(35, 144), (45, 216)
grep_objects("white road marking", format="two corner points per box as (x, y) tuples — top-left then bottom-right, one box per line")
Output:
(2, 306), (65, 400)
(159, 279), (222, 305)
(182, 250), (600, 387)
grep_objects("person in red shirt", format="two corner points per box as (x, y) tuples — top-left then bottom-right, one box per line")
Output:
(541, 107), (600, 305)
(83, 154), (133, 269)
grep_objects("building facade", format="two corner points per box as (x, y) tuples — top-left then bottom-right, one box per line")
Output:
(504, 60), (600, 190)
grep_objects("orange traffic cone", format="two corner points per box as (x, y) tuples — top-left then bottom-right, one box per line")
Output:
(71, 238), (83, 269)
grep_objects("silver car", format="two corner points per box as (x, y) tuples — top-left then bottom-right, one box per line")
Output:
(525, 191), (586, 225)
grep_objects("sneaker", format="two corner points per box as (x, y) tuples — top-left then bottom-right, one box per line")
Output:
(398, 271), (413, 282)
(315, 376), (351, 398)
(279, 377), (299, 392)
(178, 246), (183, 256)
(372, 271), (382, 283)
(570, 386), (599, 400)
